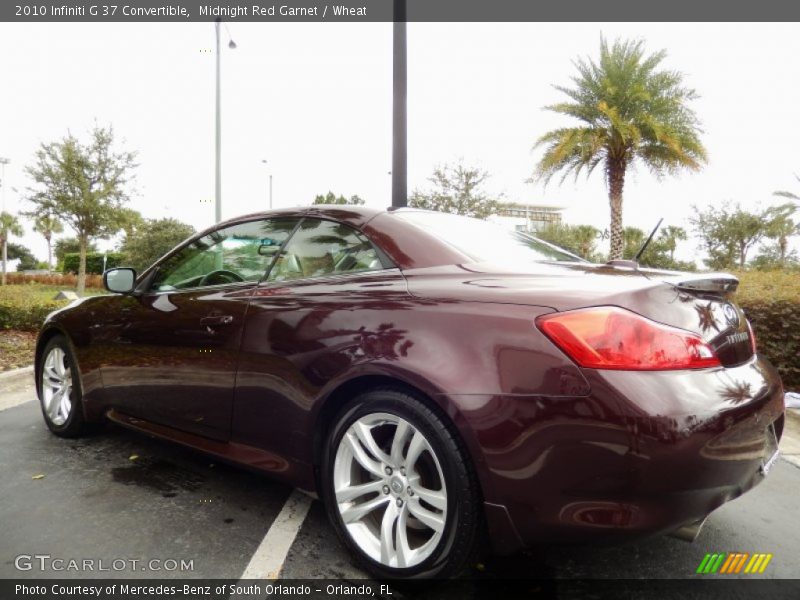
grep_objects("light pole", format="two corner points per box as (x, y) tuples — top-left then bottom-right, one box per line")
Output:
(261, 159), (273, 210)
(214, 18), (237, 224)
(0, 157), (9, 213)
(391, 0), (407, 208)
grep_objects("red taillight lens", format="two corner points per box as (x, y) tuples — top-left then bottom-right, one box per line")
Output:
(536, 307), (721, 371)
(746, 319), (757, 354)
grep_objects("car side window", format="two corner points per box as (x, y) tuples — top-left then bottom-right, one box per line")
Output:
(267, 218), (384, 282)
(150, 218), (298, 291)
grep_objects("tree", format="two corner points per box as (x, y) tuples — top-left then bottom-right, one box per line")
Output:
(763, 203), (799, 266)
(24, 125), (137, 294)
(33, 214), (64, 272)
(55, 237), (97, 268)
(774, 174), (799, 202)
(536, 223), (599, 260)
(120, 218), (195, 272)
(0, 212), (24, 285)
(409, 162), (499, 219)
(691, 204), (777, 269)
(312, 192), (365, 206)
(7, 242), (38, 271)
(659, 225), (688, 261)
(532, 37), (707, 260)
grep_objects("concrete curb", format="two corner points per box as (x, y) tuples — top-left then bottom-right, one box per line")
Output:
(0, 365), (33, 382)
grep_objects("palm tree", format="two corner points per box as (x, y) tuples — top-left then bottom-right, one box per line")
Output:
(33, 214), (63, 272)
(1, 211), (24, 285)
(774, 174), (799, 202)
(765, 203), (799, 265)
(533, 37), (707, 260)
(660, 225), (688, 261)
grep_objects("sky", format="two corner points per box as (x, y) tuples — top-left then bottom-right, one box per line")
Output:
(1, 21), (798, 263)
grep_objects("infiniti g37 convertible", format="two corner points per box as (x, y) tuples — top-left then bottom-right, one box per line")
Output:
(35, 206), (785, 578)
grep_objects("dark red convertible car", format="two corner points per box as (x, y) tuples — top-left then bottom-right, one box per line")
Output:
(35, 206), (784, 578)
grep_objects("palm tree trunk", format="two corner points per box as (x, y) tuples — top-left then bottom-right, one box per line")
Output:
(45, 233), (52, 272)
(1, 237), (6, 286)
(77, 236), (87, 296)
(607, 159), (626, 260)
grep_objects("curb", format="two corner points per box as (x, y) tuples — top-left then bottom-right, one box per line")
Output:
(0, 365), (34, 382)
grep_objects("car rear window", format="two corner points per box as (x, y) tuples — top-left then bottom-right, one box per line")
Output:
(394, 210), (584, 263)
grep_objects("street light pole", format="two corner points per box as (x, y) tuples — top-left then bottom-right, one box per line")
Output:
(0, 157), (9, 213)
(214, 19), (237, 224)
(215, 19), (222, 223)
(391, 0), (407, 208)
(261, 159), (272, 210)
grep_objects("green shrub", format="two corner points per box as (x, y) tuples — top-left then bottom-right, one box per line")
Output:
(734, 270), (800, 390)
(0, 286), (68, 331)
(62, 252), (123, 275)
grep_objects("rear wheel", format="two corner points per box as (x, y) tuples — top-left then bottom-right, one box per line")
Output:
(37, 335), (89, 437)
(321, 388), (481, 579)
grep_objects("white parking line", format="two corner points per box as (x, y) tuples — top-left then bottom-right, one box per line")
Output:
(240, 488), (314, 579)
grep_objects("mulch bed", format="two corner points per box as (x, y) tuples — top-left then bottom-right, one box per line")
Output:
(0, 331), (37, 371)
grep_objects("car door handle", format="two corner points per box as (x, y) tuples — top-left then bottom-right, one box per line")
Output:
(200, 315), (235, 327)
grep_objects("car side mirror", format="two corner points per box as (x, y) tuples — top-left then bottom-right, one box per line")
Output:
(104, 268), (137, 294)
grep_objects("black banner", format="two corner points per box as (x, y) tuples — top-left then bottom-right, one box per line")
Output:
(3, 0), (800, 23)
(3, 579), (800, 600)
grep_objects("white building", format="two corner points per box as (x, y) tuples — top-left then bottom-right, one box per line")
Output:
(488, 202), (565, 233)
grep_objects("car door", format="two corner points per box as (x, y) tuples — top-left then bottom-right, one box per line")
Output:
(99, 217), (299, 440)
(230, 217), (409, 466)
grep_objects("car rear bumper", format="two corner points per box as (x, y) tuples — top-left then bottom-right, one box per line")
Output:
(455, 355), (785, 553)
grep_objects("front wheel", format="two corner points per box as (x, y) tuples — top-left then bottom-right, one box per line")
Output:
(37, 335), (89, 437)
(321, 388), (481, 579)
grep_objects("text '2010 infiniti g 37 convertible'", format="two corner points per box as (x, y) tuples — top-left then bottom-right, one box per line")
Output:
(35, 206), (785, 578)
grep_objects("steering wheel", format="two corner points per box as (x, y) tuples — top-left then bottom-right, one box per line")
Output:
(198, 269), (244, 287)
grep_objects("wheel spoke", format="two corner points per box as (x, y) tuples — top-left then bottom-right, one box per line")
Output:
(47, 388), (63, 421)
(379, 502), (399, 565)
(335, 479), (384, 504)
(344, 432), (384, 478)
(405, 430), (426, 472)
(394, 505), (412, 568)
(353, 422), (391, 464)
(390, 420), (410, 466)
(59, 394), (71, 421)
(53, 351), (65, 377)
(412, 485), (447, 511)
(340, 494), (390, 524)
(407, 498), (445, 533)
(44, 365), (60, 383)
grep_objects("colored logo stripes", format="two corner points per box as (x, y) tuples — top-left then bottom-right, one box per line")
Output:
(696, 552), (773, 574)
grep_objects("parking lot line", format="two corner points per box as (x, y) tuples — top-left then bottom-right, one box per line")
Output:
(240, 488), (314, 579)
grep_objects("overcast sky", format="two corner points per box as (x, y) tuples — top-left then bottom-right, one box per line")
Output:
(1, 21), (798, 262)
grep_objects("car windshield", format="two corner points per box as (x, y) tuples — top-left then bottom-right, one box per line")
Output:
(394, 210), (585, 263)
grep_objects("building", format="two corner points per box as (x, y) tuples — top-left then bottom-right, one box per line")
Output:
(488, 202), (564, 233)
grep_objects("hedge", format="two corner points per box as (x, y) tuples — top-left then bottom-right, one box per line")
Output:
(5, 272), (103, 289)
(62, 252), (124, 275)
(0, 285), (68, 331)
(733, 270), (800, 390)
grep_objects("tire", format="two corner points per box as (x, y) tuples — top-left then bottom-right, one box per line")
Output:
(321, 387), (481, 579)
(37, 335), (89, 438)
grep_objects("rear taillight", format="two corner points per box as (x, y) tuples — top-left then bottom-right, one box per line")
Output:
(536, 307), (721, 371)
(746, 319), (757, 354)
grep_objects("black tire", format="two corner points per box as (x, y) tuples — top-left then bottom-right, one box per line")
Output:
(37, 335), (90, 438)
(321, 387), (482, 579)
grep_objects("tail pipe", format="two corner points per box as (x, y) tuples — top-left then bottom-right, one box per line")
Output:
(669, 517), (708, 543)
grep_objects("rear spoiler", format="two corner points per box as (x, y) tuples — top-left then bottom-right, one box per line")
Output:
(668, 273), (739, 294)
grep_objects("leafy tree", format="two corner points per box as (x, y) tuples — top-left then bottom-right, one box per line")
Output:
(312, 192), (366, 206)
(33, 214), (64, 272)
(24, 125), (137, 294)
(120, 218), (195, 272)
(55, 237), (97, 268)
(8, 242), (38, 271)
(536, 223), (599, 260)
(691, 203), (785, 269)
(532, 37), (707, 260)
(409, 162), (499, 219)
(1, 212), (24, 285)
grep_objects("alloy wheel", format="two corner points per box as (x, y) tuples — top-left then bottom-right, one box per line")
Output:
(41, 346), (73, 426)
(332, 412), (448, 569)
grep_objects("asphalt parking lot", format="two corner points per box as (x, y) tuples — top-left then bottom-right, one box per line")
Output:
(1, 370), (799, 594)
